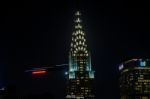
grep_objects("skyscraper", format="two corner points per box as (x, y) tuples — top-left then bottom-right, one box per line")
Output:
(66, 11), (95, 99)
(119, 59), (150, 99)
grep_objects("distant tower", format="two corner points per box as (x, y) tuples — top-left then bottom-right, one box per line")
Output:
(66, 11), (95, 99)
(119, 59), (150, 99)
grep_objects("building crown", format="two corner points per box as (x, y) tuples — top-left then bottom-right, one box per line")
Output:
(70, 11), (88, 56)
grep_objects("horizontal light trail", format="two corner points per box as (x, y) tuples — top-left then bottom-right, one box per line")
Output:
(32, 70), (47, 75)
(25, 64), (68, 72)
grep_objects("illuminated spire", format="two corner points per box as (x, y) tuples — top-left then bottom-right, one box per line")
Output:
(68, 11), (95, 78)
(66, 11), (95, 98)
(70, 11), (88, 56)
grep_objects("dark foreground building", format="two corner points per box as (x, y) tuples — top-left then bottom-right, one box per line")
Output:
(66, 11), (95, 99)
(119, 59), (150, 99)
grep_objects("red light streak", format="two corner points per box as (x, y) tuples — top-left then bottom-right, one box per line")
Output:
(32, 70), (46, 75)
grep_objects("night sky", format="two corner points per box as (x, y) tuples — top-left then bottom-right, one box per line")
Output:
(1, 0), (150, 99)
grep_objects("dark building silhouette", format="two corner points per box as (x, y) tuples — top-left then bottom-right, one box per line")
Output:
(66, 11), (95, 99)
(119, 59), (150, 99)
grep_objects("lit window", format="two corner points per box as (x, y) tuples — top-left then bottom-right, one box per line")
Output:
(76, 11), (81, 15)
(78, 30), (81, 33)
(85, 90), (89, 92)
(78, 47), (80, 50)
(75, 48), (78, 51)
(75, 18), (81, 23)
(76, 31), (79, 35)
(81, 77), (84, 79)
(81, 36), (84, 40)
(71, 43), (73, 47)
(77, 41), (79, 45)
(84, 39), (86, 42)
(81, 47), (83, 50)
(83, 42), (85, 45)
(74, 38), (76, 42)
(82, 32), (84, 35)
(83, 48), (85, 51)
(79, 41), (81, 45)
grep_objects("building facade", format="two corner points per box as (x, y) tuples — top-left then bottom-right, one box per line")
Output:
(119, 59), (150, 99)
(66, 11), (95, 99)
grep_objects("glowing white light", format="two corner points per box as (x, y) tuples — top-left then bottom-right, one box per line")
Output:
(75, 11), (81, 16)
(76, 42), (78, 45)
(75, 25), (81, 29)
(79, 41), (81, 45)
(79, 36), (81, 39)
(83, 39), (85, 42)
(81, 47), (83, 50)
(69, 72), (75, 79)
(83, 48), (85, 51)
(76, 18), (81, 23)
(73, 39), (75, 42)
(89, 71), (95, 78)
(119, 64), (124, 70)
(71, 43), (73, 47)
(78, 47), (80, 50)
(83, 42), (85, 45)
(0, 87), (5, 91)
(82, 31), (84, 34)
(76, 31), (78, 35)
(75, 48), (78, 51)
(65, 72), (68, 75)
(79, 30), (81, 33)
(75, 24), (82, 29)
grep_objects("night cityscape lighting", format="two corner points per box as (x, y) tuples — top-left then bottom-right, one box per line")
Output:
(0, 0), (149, 99)
(66, 11), (95, 99)
(119, 59), (150, 99)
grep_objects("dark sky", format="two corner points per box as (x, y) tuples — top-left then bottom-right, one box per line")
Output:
(0, 0), (150, 99)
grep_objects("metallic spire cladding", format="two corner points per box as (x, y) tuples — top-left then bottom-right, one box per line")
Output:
(66, 11), (95, 99)
(69, 11), (94, 79)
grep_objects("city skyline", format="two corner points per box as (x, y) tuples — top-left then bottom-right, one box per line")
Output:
(0, 0), (150, 99)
